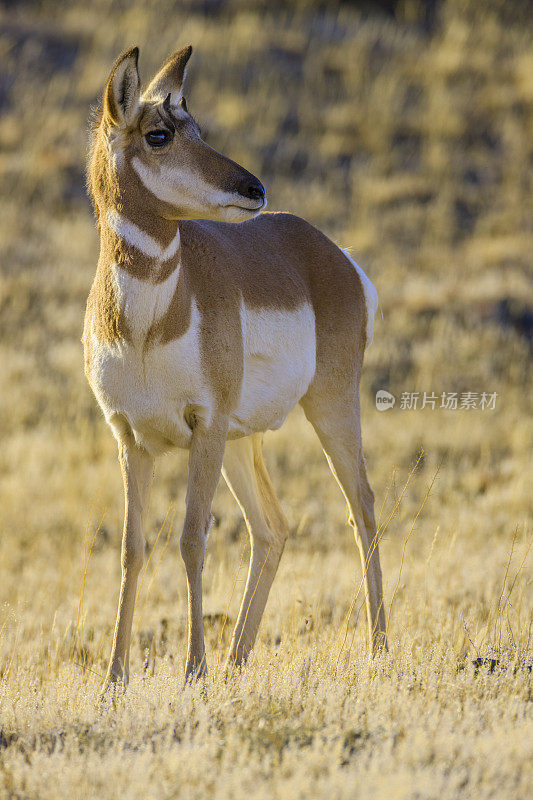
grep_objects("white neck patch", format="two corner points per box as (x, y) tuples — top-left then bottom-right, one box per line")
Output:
(107, 209), (180, 262)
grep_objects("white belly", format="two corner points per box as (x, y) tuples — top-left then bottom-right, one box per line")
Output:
(229, 302), (316, 436)
(89, 298), (316, 456)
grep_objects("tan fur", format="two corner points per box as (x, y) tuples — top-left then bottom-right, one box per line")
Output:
(85, 47), (386, 692)
(83, 261), (131, 367)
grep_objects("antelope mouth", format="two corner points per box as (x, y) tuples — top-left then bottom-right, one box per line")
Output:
(226, 198), (266, 213)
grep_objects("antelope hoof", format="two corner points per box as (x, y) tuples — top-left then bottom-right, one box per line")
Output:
(371, 631), (389, 657)
(99, 670), (127, 705)
(225, 649), (248, 676)
(185, 656), (208, 685)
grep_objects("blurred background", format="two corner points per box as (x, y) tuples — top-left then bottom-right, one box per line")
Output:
(0, 0), (531, 657)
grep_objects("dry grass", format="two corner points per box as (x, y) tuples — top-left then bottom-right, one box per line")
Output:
(0, 0), (532, 797)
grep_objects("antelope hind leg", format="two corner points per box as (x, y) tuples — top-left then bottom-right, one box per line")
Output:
(222, 434), (289, 668)
(301, 394), (387, 655)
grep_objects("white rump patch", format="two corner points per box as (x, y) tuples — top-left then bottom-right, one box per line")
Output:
(107, 210), (180, 261)
(340, 248), (379, 346)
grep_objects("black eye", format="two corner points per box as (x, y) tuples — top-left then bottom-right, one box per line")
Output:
(145, 130), (172, 147)
(180, 97), (188, 113)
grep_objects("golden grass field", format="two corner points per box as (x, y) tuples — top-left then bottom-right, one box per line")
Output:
(0, 0), (532, 797)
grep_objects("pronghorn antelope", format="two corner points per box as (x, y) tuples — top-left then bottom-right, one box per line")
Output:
(84, 45), (387, 689)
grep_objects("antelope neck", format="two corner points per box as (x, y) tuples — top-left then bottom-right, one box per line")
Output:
(105, 208), (181, 281)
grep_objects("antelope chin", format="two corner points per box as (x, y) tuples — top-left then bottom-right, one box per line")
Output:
(220, 198), (266, 222)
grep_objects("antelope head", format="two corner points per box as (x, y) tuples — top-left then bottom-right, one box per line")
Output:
(92, 46), (266, 224)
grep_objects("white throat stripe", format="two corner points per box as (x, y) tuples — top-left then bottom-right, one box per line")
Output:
(107, 210), (180, 261)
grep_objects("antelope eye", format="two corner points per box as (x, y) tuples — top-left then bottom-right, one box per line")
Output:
(145, 130), (172, 147)
(180, 97), (188, 113)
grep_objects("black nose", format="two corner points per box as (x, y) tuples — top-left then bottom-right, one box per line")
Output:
(238, 177), (265, 203)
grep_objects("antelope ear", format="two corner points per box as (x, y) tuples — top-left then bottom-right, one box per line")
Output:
(143, 45), (192, 104)
(104, 47), (141, 126)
